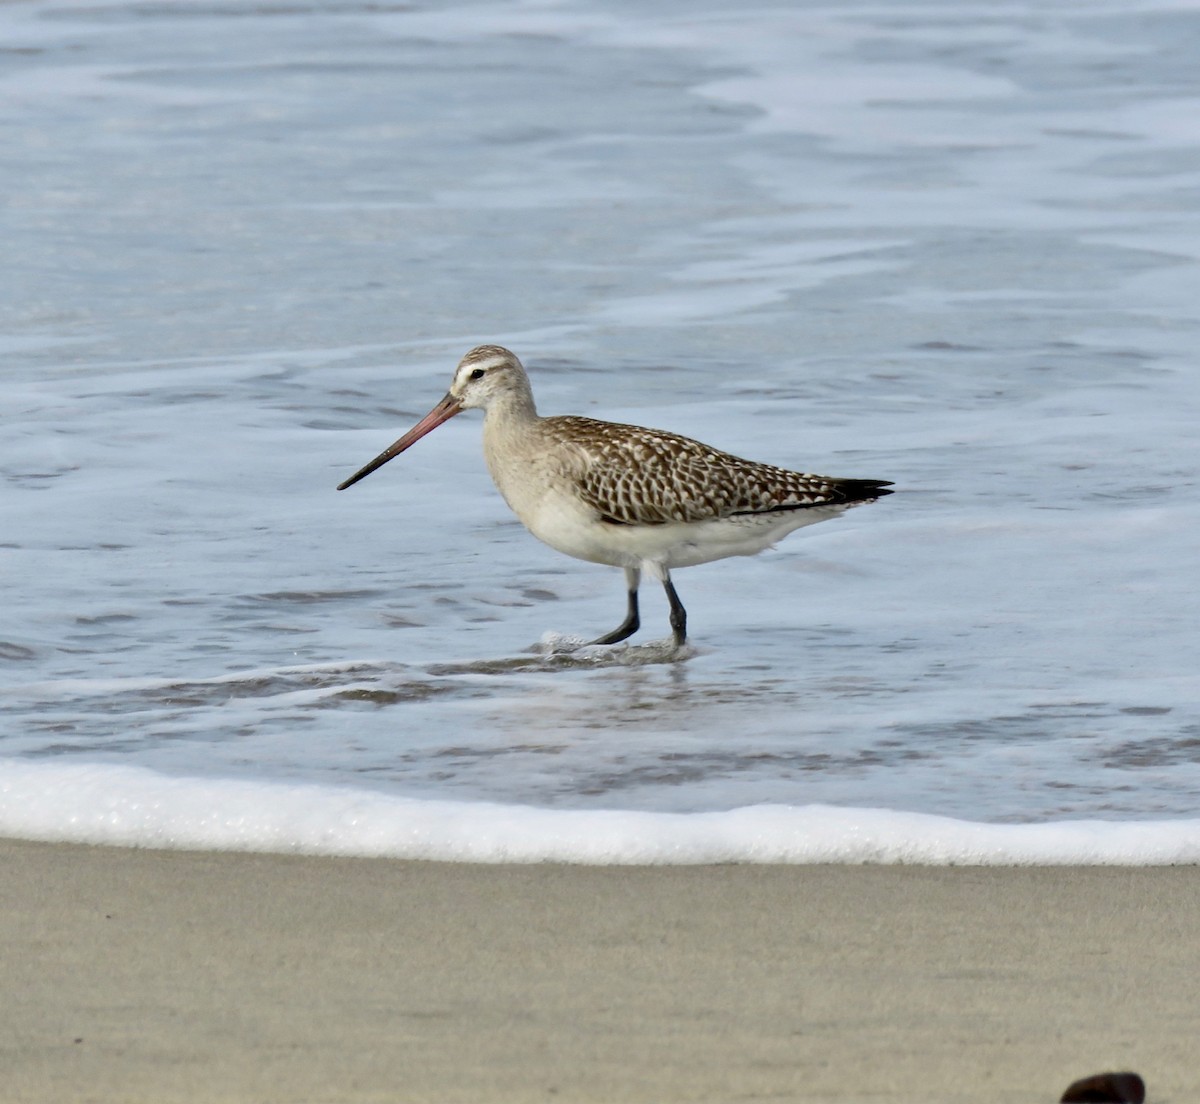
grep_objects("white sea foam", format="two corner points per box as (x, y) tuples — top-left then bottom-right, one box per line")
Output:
(2, 760), (1198, 865)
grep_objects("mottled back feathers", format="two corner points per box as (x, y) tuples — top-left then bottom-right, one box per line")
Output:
(540, 415), (892, 526)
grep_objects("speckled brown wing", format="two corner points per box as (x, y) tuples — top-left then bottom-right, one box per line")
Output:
(543, 416), (890, 526)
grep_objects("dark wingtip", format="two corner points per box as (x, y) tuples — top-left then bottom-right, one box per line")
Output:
(835, 477), (894, 504)
(1060, 1072), (1145, 1104)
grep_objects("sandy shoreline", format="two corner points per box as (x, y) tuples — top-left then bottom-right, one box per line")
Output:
(3, 839), (1195, 1103)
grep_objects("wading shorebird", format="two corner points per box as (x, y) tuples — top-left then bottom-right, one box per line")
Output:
(338, 345), (892, 648)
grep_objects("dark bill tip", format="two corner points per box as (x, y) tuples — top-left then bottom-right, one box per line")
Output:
(336, 393), (462, 491)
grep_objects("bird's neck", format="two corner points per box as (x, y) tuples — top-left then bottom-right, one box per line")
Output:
(482, 384), (539, 441)
(480, 384), (542, 511)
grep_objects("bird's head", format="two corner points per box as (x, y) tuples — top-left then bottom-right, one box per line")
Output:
(448, 345), (532, 411)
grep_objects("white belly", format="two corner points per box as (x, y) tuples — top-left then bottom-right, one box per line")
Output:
(518, 484), (849, 571)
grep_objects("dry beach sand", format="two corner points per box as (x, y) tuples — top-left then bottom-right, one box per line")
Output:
(3, 838), (1196, 1103)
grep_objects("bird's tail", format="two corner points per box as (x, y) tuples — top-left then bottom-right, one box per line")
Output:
(831, 477), (894, 504)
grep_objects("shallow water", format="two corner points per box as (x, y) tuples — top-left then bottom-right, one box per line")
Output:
(3, 0), (1200, 861)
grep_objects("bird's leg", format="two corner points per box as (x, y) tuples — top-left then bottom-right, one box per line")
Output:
(588, 566), (641, 645)
(661, 572), (687, 648)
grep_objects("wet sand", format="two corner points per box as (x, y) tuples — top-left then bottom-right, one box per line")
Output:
(3, 838), (1196, 1103)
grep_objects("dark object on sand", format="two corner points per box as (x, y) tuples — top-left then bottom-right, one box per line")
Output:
(1060, 1071), (1145, 1104)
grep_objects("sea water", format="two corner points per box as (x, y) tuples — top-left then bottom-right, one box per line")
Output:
(3, 0), (1200, 863)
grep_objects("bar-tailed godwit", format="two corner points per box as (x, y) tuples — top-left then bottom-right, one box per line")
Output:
(338, 345), (892, 647)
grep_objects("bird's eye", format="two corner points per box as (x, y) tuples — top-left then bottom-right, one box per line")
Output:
(469, 368), (486, 381)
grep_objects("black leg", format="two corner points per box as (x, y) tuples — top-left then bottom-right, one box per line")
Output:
(589, 589), (639, 645)
(589, 567), (641, 645)
(662, 573), (687, 648)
